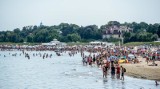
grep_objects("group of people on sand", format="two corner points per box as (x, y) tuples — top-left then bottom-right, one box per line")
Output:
(80, 45), (160, 85)
(145, 52), (159, 66)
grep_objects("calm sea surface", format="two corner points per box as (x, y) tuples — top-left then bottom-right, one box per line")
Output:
(0, 51), (159, 89)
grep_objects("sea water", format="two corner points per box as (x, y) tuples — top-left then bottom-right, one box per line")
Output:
(0, 51), (159, 89)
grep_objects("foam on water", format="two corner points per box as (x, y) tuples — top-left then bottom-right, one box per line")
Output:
(0, 51), (160, 89)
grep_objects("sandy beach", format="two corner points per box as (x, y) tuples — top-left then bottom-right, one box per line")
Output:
(121, 57), (160, 81)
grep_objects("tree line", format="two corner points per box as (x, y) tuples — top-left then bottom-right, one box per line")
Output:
(0, 21), (159, 43)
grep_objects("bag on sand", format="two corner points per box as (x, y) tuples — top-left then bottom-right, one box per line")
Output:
(124, 68), (126, 72)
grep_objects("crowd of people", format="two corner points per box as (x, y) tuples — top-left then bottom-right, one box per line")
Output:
(81, 48), (128, 80)
(80, 45), (160, 81)
(0, 44), (160, 82)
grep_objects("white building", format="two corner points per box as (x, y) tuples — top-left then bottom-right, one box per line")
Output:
(41, 39), (66, 47)
(102, 25), (133, 39)
(89, 41), (115, 47)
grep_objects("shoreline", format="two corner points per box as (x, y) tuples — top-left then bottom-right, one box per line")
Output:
(121, 57), (160, 81)
(124, 69), (160, 81)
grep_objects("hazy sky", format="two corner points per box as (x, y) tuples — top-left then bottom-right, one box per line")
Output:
(0, 0), (160, 31)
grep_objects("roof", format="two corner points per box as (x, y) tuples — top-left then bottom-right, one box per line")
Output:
(42, 43), (56, 46)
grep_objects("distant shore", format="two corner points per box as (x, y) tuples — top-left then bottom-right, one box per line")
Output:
(0, 41), (160, 46)
(121, 57), (160, 81)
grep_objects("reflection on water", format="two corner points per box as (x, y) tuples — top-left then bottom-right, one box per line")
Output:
(0, 51), (160, 89)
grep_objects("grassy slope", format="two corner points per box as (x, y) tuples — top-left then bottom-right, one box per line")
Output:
(123, 42), (160, 46)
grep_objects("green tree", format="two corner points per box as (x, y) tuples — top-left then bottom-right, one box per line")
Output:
(13, 28), (20, 34)
(27, 34), (34, 42)
(151, 34), (158, 41)
(108, 21), (120, 27)
(157, 25), (160, 37)
(67, 33), (81, 42)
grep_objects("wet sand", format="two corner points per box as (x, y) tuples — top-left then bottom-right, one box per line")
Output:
(121, 57), (160, 81)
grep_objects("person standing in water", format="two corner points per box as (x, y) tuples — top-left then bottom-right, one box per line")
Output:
(120, 66), (125, 81)
(102, 58), (108, 78)
(111, 63), (115, 78)
(102, 64), (108, 78)
(116, 64), (120, 79)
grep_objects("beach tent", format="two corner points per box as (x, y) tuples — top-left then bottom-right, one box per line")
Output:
(109, 56), (118, 61)
(128, 54), (135, 60)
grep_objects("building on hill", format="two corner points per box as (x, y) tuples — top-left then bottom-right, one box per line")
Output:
(119, 26), (133, 32)
(102, 25), (133, 39)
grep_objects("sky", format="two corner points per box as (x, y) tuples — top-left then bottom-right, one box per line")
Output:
(0, 0), (160, 31)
